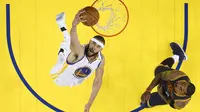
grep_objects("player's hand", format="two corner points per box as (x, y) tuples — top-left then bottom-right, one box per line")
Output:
(141, 91), (151, 103)
(84, 103), (91, 112)
(72, 9), (87, 27)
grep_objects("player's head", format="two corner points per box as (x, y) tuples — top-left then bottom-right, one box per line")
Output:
(174, 80), (195, 96)
(86, 35), (105, 57)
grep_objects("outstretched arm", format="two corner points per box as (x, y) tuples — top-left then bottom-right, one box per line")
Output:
(146, 74), (161, 92)
(141, 74), (161, 103)
(70, 9), (87, 54)
(84, 58), (105, 112)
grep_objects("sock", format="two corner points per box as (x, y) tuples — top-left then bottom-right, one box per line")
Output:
(171, 55), (179, 63)
(56, 12), (66, 29)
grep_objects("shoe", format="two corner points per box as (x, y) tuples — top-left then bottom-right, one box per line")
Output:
(170, 42), (188, 61)
(56, 12), (66, 29)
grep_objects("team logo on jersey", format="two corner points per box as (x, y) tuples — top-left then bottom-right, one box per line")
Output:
(74, 66), (92, 78)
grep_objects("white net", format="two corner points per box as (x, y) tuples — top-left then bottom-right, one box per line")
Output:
(92, 0), (129, 37)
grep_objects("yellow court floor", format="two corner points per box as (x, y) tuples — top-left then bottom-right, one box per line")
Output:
(0, 0), (200, 112)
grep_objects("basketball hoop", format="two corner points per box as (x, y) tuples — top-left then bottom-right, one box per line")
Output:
(91, 0), (129, 37)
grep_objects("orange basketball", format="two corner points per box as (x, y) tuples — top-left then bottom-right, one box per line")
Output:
(81, 6), (99, 26)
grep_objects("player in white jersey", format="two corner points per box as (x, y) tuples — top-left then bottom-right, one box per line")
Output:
(50, 10), (105, 112)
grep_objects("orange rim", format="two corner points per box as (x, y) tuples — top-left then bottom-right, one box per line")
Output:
(91, 0), (129, 37)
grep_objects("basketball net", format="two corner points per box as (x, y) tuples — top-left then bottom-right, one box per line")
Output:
(92, 0), (129, 37)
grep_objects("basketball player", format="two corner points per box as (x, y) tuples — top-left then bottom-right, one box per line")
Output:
(140, 42), (195, 110)
(50, 10), (105, 112)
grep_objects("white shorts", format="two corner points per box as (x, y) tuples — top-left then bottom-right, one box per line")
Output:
(50, 31), (76, 86)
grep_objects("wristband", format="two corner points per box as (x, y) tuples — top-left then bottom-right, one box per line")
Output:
(146, 89), (151, 92)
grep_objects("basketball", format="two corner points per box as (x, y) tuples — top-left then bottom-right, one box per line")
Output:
(80, 6), (99, 26)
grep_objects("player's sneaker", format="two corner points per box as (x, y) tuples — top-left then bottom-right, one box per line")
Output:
(170, 42), (188, 61)
(56, 12), (66, 29)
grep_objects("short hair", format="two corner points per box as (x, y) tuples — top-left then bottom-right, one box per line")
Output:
(186, 83), (195, 96)
(93, 35), (105, 45)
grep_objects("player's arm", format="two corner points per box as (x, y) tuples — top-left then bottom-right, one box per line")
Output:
(145, 74), (161, 92)
(169, 98), (191, 110)
(161, 70), (187, 81)
(70, 10), (86, 54)
(141, 73), (162, 102)
(86, 57), (105, 108)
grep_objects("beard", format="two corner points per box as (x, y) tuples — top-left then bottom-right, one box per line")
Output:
(85, 45), (99, 57)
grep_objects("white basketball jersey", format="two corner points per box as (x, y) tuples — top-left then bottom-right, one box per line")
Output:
(53, 51), (102, 87)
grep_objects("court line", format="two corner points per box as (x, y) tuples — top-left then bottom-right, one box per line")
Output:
(176, 3), (188, 70)
(130, 3), (189, 112)
(6, 4), (64, 112)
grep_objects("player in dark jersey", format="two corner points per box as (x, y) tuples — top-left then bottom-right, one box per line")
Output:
(140, 42), (195, 110)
